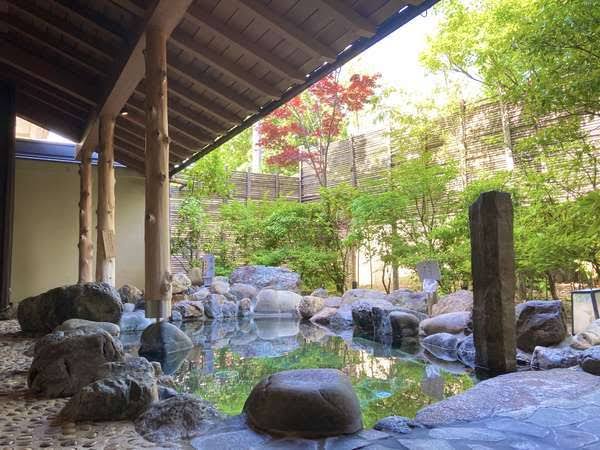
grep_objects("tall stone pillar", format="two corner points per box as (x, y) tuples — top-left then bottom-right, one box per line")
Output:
(469, 191), (517, 379)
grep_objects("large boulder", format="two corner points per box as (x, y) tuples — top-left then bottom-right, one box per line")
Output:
(138, 321), (193, 358)
(55, 318), (120, 337)
(456, 334), (476, 368)
(531, 345), (583, 370)
(230, 265), (301, 291)
(254, 289), (302, 317)
(28, 328), (124, 397)
(238, 298), (253, 317)
(172, 300), (205, 321)
(59, 356), (158, 421)
(189, 267), (204, 286)
(210, 279), (230, 295)
(311, 288), (328, 298)
(310, 307), (339, 326)
(17, 282), (123, 333)
(243, 369), (362, 438)
(572, 319), (600, 350)
(420, 311), (471, 336)
(202, 294), (225, 319)
(389, 311), (420, 344)
(386, 289), (428, 314)
(229, 283), (258, 302)
(328, 304), (354, 329)
(516, 300), (567, 352)
(324, 296), (343, 308)
(431, 290), (473, 316)
(189, 287), (211, 302)
(421, 332), (461, 362)
(351, 299), (394, 340)
(118, 284), (143, 305)
(119, 310), (153, 332)
(341, 288), (387, 305)
(172, 273), (192, 294)
(135, 394), (224, 443)
(298, 296), (324, 320)
(580, 346), (600, 375)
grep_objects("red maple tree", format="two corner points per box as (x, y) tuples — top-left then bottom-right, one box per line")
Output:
(258, 69), (380, 186)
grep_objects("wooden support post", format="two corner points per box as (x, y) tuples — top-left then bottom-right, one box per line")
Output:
(144, 27), (172, 319)
(78, 148), (94, 283)
(469, 191), (517, 379)
(96, 115), (116, 285)
(0, 82), (15, 315)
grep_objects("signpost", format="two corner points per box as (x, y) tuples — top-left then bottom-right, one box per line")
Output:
(416, 261), (441, 315)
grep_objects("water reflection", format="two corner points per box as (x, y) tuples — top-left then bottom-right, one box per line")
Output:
(122, 317), (474, 428)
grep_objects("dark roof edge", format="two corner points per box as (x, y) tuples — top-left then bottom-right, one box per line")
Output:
(169, 0), (440, 177)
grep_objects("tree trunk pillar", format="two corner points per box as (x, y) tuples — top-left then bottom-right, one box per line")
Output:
(469, 191), (517, 379)
(78, 148), (93, 283)
(144, 27), (172, 319)
(0, 81), (15, 316)
(96, 115), (116, 285)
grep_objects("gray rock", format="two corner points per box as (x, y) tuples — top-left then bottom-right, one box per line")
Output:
(17, 282), (123, 333)
(230, 265), (301, 291)
(457, 334), (476, 368)
(55, 318), (120, 337)
(309, 307), (339, 326)
(229, 283), (258, 301)
(341, 288), (387, 305)
(373, 416), (413, 434)
(328, 304), (354, 329)
(572, 319), (600, 350)
(580, 346), (600, 375)
(324, 296), (343, 308)
(298, 296), (324, 320)
(189, 267), (204, 286)
(386, 289), (428, 314)
(120, 310), (153, 332)
(221, 301), (238, 318)
(202, 294), (225, 319)
(135, 394), (224, 443)
(420, 311), (471, 336)
(189, 287), (211, 302)
(210, 280), (230, 295)
(123, 303), (135, 313)
(139, 321), (193, 357)
(28, 328), (124, 397)
(244, 369), (362, 438)
(238, 298), (253, 317)
(170, 310), (183, 323)
(172, 273), (192, 294)
(311, 288), (328, 298)
(254, 289), (302, 316)
(389, 311), (420, 344)
(516, 300), (567, 352)
(59, 356), (158, 421)
(415, 368), (600, 426)
(351, 299), (394, 339)
(118, 284), (143, 305)
(432, 290), (473, 316)
(422, 333), (461, 362)
(172, 300), (205, 321)
(531, 345), (583, 370)
(159, 385), (178, 400)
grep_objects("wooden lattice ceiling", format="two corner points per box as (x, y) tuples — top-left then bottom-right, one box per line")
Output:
(0, 0), (437, 175)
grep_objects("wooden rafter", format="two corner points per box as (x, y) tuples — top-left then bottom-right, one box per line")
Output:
(184, 5), (306, 83)
(170, 29), (281, 99)
(315, 0), (377, 37)
(110, 0), (146, 17)
(0, 41), (97, 107)
(168, 79), (242, 126)
(116, 117), (191, 161)
(114, 148), (146, 173)
(233, 0), (338, 62)
(168, 57), (259, 113)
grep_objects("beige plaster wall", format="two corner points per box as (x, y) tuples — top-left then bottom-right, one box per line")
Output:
(11, 159), (145, 303)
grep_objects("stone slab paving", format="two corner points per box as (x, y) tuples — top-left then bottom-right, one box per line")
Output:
(3, 318), (600, 449)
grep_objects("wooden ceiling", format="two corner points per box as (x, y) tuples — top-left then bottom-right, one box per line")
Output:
(1, 0), (436, 175)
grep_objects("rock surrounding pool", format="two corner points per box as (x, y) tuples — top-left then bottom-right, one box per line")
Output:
(122, 317), (474, 428)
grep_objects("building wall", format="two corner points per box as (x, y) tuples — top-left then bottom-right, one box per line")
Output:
(11, 159), (145, 303)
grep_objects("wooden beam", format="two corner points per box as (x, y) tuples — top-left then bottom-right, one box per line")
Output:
(233, 0), (337, 62)
(78, 0), (193, 159)
(170, 29), (282, 99)
(114, 148), (147, 173)
(0, 41), (97, 106)
(114, 127), (181, 163)
(184, 5), (306, 83)
(168, 57), (259, 113)
(9, 2), (115, 62)
(110, 0), (146, 17)
(144, 28), (172, 319)
(168, 97), (225, 136)
(0, 82), (15, 314)
(168, 79), (242, 126)
(78, 148), (94, 283)
(96, 115), (116, 286)
(315, 0), (377, 37)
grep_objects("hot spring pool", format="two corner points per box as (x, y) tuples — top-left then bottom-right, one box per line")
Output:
(122, 318), (474, 428)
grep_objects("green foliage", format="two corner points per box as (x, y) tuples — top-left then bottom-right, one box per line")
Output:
(170, 197), (208, 270)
